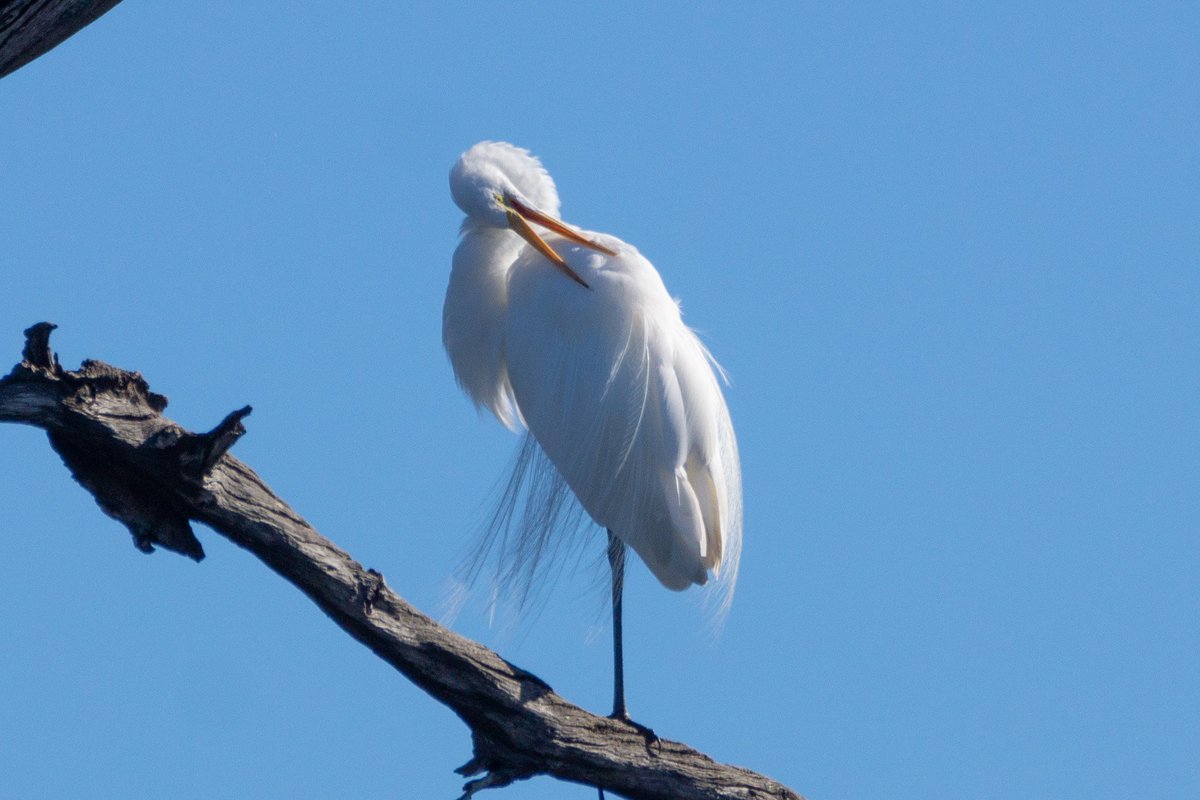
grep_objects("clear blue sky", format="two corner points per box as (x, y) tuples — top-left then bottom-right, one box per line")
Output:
(1, 3), (1196, 798)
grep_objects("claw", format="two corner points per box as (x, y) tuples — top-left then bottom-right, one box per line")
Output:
(610, 711), (660, 751)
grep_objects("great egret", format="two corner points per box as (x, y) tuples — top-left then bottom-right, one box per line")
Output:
(443, 141), (742, 722)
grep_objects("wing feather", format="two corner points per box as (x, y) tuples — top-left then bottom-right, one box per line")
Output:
(502, 241), (742, 598)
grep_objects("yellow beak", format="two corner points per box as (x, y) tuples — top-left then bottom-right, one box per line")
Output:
(504, 197), (617, 290)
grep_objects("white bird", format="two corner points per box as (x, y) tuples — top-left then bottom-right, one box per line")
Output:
(444, 141), (742, 722)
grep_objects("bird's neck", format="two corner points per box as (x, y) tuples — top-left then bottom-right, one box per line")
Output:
(456, 224), (523, 275)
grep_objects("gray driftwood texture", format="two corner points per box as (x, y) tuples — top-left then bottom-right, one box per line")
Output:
(0, 0), (123, 78)
(0, 324), (801, 800)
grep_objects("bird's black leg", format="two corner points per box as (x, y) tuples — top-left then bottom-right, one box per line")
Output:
(606, 528), (628, 720)
(598, 531), (657, 799)
(599, 530), (625, 800)
(605, 530), (658, 743)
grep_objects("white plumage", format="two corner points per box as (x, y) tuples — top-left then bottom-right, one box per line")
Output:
(444, 141), (741, 625)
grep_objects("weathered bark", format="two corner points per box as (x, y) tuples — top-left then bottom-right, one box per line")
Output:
(0, 0), (123, 79)
(0, 323), (800, 800)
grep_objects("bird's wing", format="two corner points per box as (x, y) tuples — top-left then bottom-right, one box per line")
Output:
(444, 228), (525, 431)
(503, 243), (741, 597)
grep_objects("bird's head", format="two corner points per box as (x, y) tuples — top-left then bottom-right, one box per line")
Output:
(450, 141), (616, 288)
(450, 141), (558, 223)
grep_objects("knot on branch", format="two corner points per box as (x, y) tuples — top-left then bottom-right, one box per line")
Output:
(356, 568), (386, 616)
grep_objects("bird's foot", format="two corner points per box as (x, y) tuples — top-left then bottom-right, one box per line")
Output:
(609, 710), (660, 750)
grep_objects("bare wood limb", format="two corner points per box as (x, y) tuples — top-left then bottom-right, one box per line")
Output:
(0, 323), (801, 800)
(0, 0), (123, 79)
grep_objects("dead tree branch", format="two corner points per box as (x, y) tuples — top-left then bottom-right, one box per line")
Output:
(0, 0), (123, 79)
(0, 323), (800, 800)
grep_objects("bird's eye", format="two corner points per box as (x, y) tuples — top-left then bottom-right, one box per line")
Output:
(493, 192), (506, 206)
